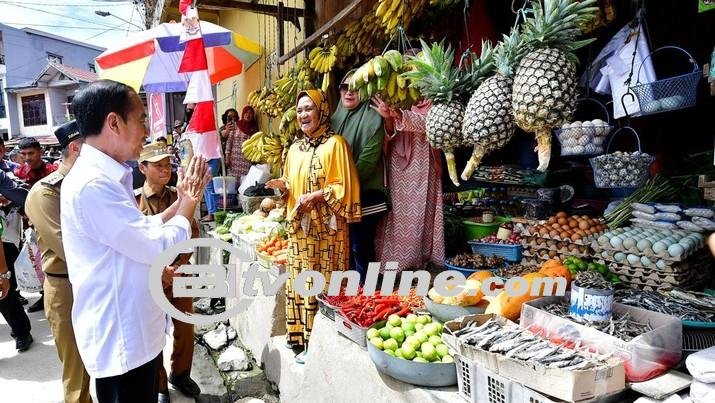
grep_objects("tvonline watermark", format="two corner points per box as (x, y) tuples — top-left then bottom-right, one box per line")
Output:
(150, 239), (568, 325)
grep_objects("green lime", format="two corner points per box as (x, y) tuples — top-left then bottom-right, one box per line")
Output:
(384, 349), (395, 357)
(379, 327), (391, 340)
(413, 357), (429, 363)
(370, 337), (384, 350)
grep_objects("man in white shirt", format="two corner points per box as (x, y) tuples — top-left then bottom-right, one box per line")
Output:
(61, 79), (211, 403)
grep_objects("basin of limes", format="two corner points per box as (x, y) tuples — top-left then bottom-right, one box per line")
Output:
(365, 313), (457, 387)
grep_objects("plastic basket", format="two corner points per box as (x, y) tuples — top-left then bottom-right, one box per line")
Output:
(239, 193), (280, 213)
(589, 126), (654, 189)
(555, 98), (613, 156)
(212, 192), (238, 209)
(630, 46), (701, 116)
(316, 294), (339, 322)
(463, 216), (510, 240)
(467, 242), (523, 262)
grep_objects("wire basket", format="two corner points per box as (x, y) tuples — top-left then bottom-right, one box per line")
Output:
(630, 46), (701, 116)
(555, 98), (613, 156)
(589, 126), (654, 189)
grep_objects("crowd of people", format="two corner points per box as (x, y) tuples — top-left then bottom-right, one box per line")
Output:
(0, 72), (448, 401)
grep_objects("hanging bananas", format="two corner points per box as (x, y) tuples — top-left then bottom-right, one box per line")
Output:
(241, 130), (286, 168)
(348, 50), (422, 109)
(375, 0), (428, 35)
(429, 0), (462, 7)
(308, 45), (338, 74)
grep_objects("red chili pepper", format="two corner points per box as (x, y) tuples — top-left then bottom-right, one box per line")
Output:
(395, 306), (411, 316)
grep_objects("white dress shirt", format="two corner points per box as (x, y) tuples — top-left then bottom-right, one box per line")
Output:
(61, 144), (191, 378)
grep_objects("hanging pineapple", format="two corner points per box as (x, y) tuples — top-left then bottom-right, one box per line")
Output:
(403, 40), (472, 186)
(511, 0), (598, 171)
(461, 28), (526, 180)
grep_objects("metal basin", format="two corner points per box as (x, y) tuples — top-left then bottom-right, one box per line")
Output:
(423, 296), (487, 324)
(366, 322), (457, 387)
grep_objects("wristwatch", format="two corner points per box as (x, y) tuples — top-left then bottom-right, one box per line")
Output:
(0, 271), (11, 280)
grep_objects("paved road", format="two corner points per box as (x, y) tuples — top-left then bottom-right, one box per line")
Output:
(1, 292), (194, 403)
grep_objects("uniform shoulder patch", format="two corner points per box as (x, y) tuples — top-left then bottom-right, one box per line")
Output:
(134, 188), (143, 197)
(40, 171), (64, 186)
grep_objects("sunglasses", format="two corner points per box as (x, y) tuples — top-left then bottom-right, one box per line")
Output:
(338, 83), (350, 92)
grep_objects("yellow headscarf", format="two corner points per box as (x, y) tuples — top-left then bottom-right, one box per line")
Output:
(297, 89), (333, 145)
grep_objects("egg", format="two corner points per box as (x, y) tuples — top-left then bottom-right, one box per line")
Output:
(627, 254), (640, 265)
(636, 239), (653, 252)
(668, 244), (685, 258)
(640, 256), (652, 266)
(652, 241), (667, 254)
(623, 237), (637, 249)
(655, 260), (666, 270)
(601, 251), (609, 259)
(614, 252), (626, 263)
(610, 236), (623, 249)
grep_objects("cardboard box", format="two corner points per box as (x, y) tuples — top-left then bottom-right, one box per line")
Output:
(496, 354), (624, 402)
(521, 297), (682, 382)
(444, 314), (626, 402)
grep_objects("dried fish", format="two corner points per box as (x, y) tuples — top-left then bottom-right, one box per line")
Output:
(573, 271), (613, 291)
(615, 289), (715, 322)
(540, 302), (653, 341)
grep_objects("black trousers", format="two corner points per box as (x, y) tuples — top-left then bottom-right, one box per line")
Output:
(0, 242), (31, 339)
(96, 354), (161, 403)
(349, 214), (382, 284)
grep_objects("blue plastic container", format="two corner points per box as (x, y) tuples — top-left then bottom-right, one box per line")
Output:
(467, 242), (523, 262)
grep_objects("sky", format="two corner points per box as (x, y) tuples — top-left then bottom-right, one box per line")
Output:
(0, 0), (146, 50)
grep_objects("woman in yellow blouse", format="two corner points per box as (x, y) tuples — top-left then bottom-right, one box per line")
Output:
(266, 89), (361, 362)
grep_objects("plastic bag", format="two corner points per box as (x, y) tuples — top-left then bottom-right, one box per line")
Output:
(631, 218), (678, 229)
(684, 208), (715, 218)
(632, 202), (656, 214)
(654, 212), (681, 222)
(632, 210), (656, 221)
(14, 229), (44, 293)
(692, 217), (715, 231)
(655, 204), (682, 213)
(238, 164), (272, 195)
(677, 221), (705, 232)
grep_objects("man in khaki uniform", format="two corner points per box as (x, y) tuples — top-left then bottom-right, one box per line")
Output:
(25, 120), (91, 403)
(135, 142), (200, 403)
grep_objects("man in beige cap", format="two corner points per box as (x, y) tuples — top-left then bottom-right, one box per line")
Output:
(172, 119), (184, 145)
(135, 142), (200, 402)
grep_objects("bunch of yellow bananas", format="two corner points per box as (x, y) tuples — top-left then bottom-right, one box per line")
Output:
(273, 66), (313, 109)
(308, 46), (337, 74)
(335, 5), (388, 59)
(348, 50), (422, 109)
(241, 130), (286, 167)
(375, 0), (427, 34)
(429, 0), (461, 7)
(279, 107), (299, 144)
(247, 88), (283, 118)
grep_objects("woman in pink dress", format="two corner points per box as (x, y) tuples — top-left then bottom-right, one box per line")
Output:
(372, 96), (445, 271)
(224, 106), (257, 181)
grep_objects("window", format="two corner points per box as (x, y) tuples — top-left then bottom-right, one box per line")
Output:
(88, 63), (96, 73)
(47, 52), (63, 64)
(0, 80), (6, 119)
(21, 94), (47, 126)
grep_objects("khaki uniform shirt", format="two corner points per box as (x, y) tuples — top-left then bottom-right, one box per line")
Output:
(134, 183), (199, 265)
(25, 163), (69, 276)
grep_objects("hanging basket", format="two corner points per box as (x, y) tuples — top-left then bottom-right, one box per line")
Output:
(555, 98), (613, 156)
(589, 126), (654, 189)
(630, 46), (701, 116)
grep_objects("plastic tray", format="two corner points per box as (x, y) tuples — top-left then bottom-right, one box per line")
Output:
(335, 312), (369, 348)
(316, 294), (339, 322)
(468, 242), (522, 262)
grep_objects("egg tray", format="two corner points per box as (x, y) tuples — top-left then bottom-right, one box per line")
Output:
(621, 280), (702, 293)
(590, 240), (705, 263)
(595, 248), (710, 271)
(523, 237), (593, 255)
(604, 263), (702, 282)
(614, 271), (708, 291)
(523, 246), (593, 260)
(521, 229), (606, 246)
(610, 265), (708, 287)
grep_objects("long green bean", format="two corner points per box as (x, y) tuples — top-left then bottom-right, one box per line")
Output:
(604, 175), (678, 228)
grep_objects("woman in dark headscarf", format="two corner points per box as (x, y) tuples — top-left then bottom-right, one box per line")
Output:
(266, 90), (361, 362)
(224, 106), (257, 181)
(331, 71), (387, 283)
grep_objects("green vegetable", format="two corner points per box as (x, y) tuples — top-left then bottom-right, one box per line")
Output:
(216, 225), (229, 235)
(604, 175), (678, 228)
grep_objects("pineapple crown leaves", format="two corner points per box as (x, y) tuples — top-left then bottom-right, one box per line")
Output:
(493, 27), (528, 77)
(402, 39), (463, 103)
(462, 40), (497, 93)
(521, 0), (599, 60)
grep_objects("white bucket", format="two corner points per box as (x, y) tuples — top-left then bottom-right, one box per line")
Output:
(212, 176), (237, 194)
(569, 283), (614, 322)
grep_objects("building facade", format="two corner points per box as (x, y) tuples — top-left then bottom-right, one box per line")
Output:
(0, 24), (103, 142)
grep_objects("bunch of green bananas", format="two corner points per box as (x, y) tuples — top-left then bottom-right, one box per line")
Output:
(348, 50), (421, 109)
(375, 0), (427, 34)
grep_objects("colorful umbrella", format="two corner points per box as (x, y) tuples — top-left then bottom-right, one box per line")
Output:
(95, 21), (261, 93)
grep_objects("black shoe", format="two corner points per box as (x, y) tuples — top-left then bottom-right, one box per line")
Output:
(18, 295), (28, 305)
(169, 374), (201, 397)
(27, 296), (44, 313)
(158, 392), (171, 403)
(16, 334), (33, 352)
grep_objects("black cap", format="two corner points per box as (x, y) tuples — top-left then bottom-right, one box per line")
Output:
(55, 120), (80, 149)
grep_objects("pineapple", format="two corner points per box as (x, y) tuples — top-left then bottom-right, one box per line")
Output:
(403, 40), (473, 186)
(511, 0), (598, 171)
(461, 29), (525, 180)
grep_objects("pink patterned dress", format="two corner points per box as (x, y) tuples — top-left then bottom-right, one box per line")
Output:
(376, 104), (445, 271)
